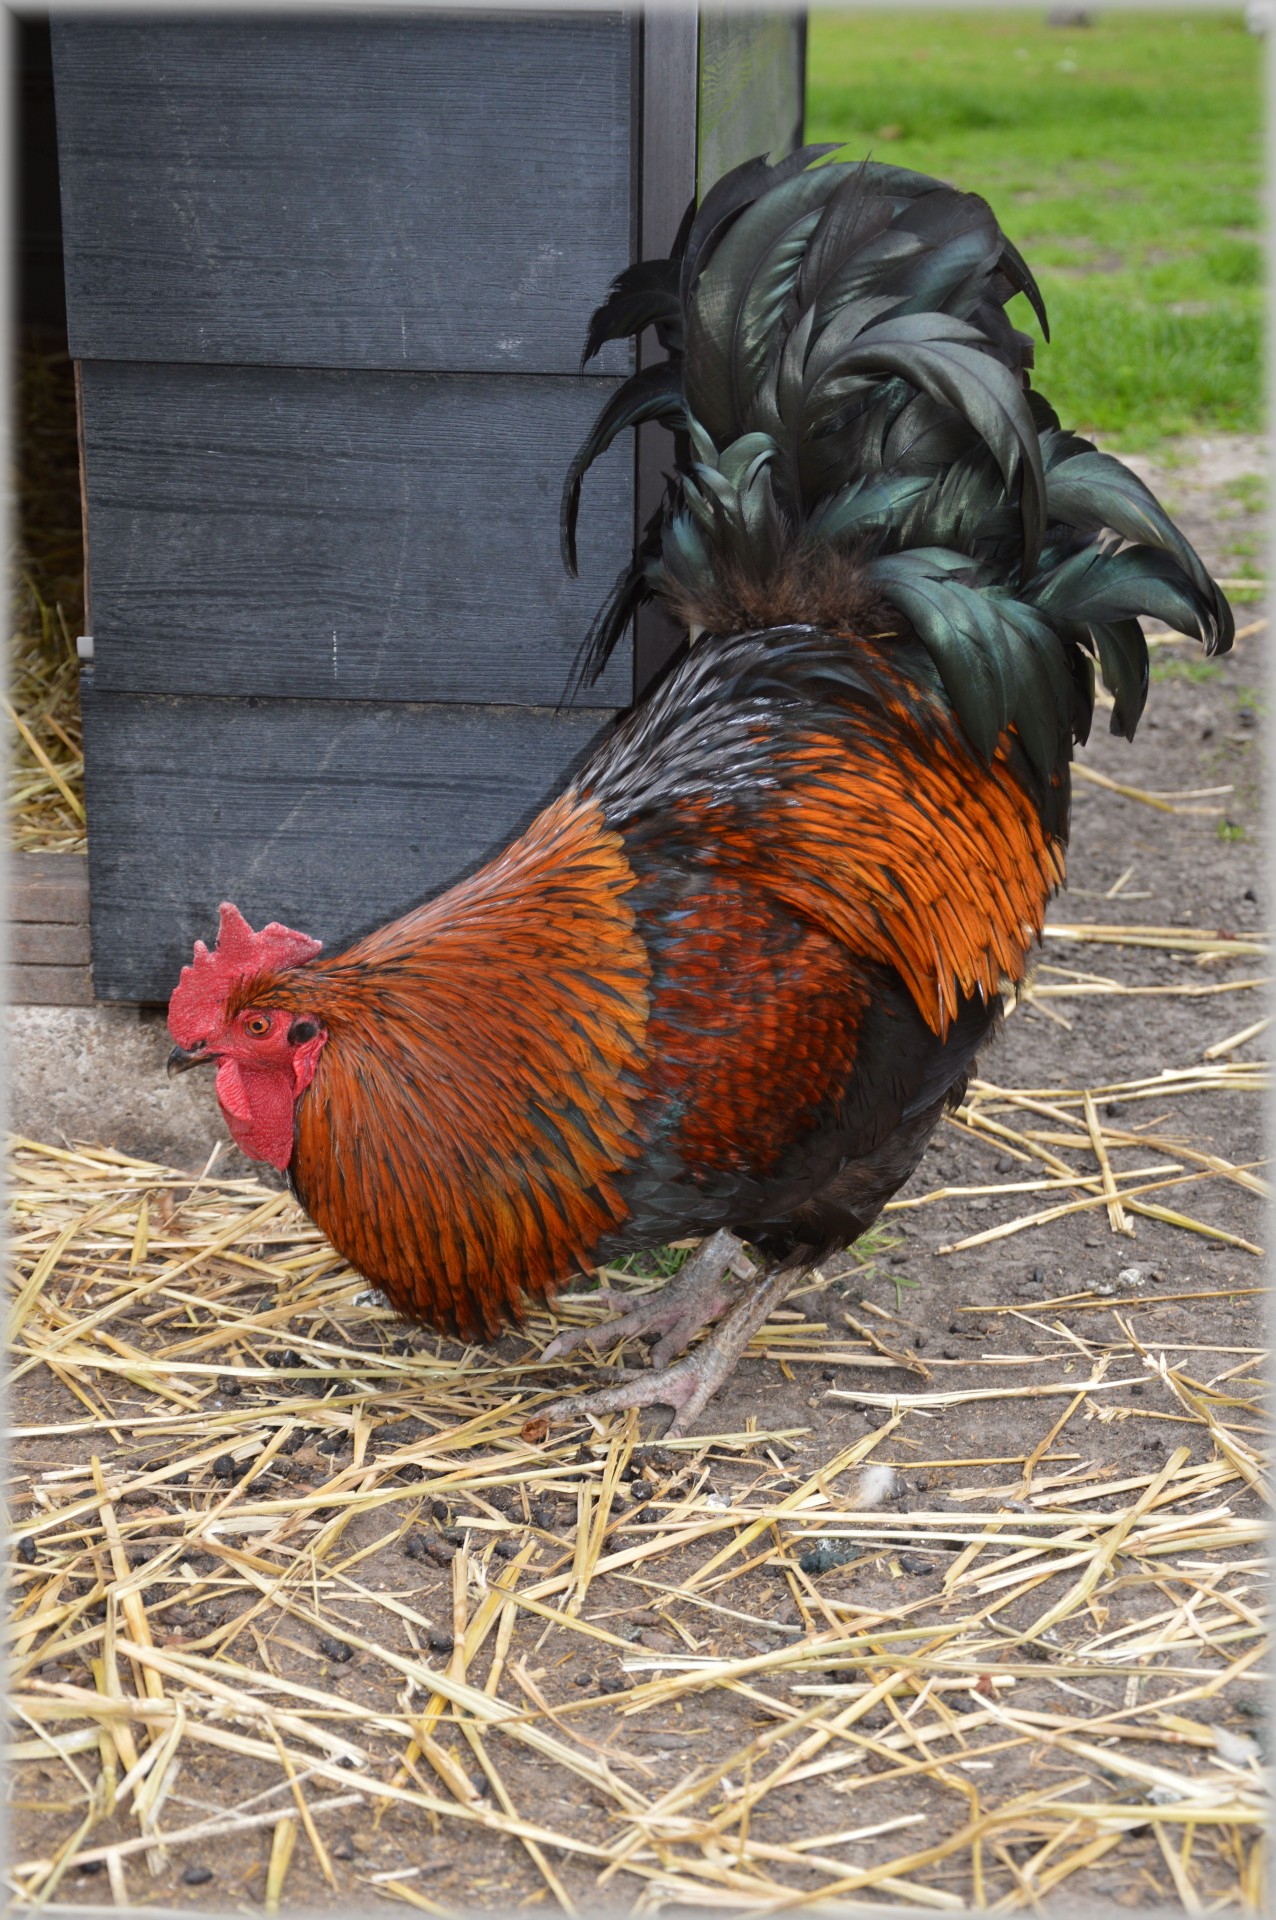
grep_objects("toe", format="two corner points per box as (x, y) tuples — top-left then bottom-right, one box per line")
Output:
(649, 1316), (702, 1371)
(657, 1369), (719, 1440)
(541, 1325), (601, 1364)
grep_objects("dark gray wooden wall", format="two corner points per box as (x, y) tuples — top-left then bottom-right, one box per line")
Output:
(55, 9), (804, 1004)
(77, 362), (631, 709)
(54, 16), (635, 376)
(57, 12), (634, 1002)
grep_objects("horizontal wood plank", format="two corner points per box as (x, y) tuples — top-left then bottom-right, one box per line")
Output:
(11, 965), (95, 1008)
(11, 851), (91, 924)
(13, 921), (92, 967)
(52, 13), (633, 375)
(80, 362), (634, 709)
(80, 685), (614, 1003)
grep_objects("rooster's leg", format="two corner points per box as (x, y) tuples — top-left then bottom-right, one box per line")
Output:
(541, 1228), (757, 1367)
(539, 1250), (811, 1439)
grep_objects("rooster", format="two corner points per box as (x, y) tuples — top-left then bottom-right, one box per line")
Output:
(168, 150), (1231, 1435)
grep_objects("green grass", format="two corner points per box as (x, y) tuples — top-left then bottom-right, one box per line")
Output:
(608, 1220), (897, 1287)
(1149, 653), (1222, 683)
(806, 11), (1264, 446)
(1223, 473), (1269, 513)
(608, 1243), (696, 1282)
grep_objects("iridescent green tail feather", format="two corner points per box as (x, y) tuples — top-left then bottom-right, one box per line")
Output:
(563, 149), (1233, 806)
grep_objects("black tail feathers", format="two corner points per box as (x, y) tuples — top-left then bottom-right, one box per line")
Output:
(563, 149), (1233, 797)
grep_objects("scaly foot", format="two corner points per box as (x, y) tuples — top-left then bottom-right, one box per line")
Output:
(541, 1229), (757, 1369)
(539, 1254), (810, 1438)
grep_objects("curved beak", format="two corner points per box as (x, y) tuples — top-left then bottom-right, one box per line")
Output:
(167, 1044), (215, 1078)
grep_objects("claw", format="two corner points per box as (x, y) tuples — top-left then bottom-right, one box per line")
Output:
(540, 1231), (755, 1371)
(541, 1292), (642, 1361)
(538, 1252), (811, 1439)
(538, 1358), (713, 1440)
(541, 1323), (608, 1365)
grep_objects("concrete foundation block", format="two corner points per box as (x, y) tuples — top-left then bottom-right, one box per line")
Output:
(8, 1002), (261, 1176)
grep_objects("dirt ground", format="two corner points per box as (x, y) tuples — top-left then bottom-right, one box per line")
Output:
(8, 435), (1268, 1915)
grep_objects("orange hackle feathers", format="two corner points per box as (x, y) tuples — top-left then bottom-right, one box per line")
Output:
(758, 717), (1063, 1037)
(239, 791), (651, 1339)
(639, 642), (1063, 1045)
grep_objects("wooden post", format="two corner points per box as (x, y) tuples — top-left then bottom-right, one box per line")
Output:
(633, 7), (806, 697)
(633, 11), (700, 698)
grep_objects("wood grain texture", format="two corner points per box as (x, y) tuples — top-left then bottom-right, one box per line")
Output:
(51, 12), (633, 375)
(11, 965), (95, 1008)
(79, 684), (614, 1004)
(633, 10), (701, 698)
(12, 922), (92, 967)
(11, 852), (91, 924)
(632, 9), (805, 697)
(9, 852), (94, 1003)
(640, 12), (699, 262)
(79, 361), (633, 709)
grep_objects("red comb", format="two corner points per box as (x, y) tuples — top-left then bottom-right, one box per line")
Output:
(168, 902), (322, 1046)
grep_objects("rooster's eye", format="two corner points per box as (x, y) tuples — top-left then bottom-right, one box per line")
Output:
(245, 1014), (271, 1037)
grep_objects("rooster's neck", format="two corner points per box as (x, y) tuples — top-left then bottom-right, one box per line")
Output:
(283, 789), (653, 1339)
